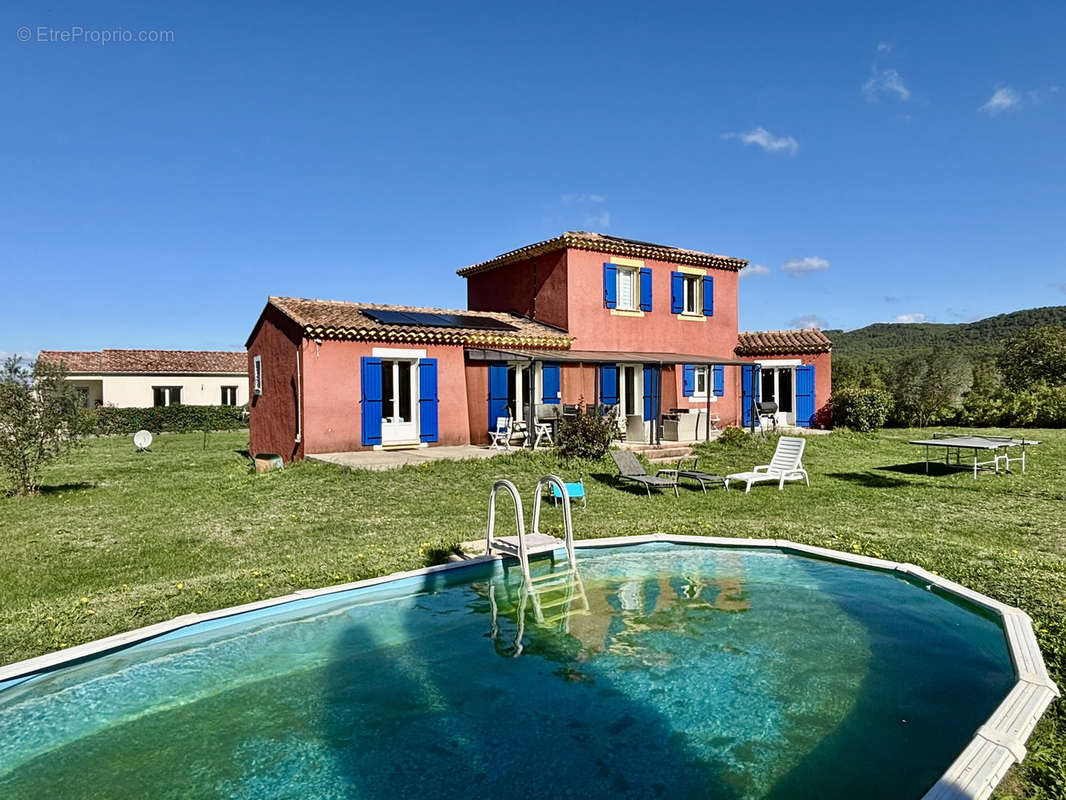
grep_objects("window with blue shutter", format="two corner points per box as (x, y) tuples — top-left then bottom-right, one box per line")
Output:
(682, 365), (696, 396)
(488, 362), (509, 428)
(795, 365), (815, 428)
(360, 357), (383, 446)
(642, 366), (659, 422)
(713, 365), (724, 396)
(639, 267), (652, 311)
(670, 272), (684, 314)
(603, 263), (617, 309)
(599, 365), (619, 407)
(418, 359), (438, 442)
(703, 275), (714, 317)
(541, 362), (561, 404)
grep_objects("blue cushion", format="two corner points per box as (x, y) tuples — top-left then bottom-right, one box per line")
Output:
(550, 482), (585, 498)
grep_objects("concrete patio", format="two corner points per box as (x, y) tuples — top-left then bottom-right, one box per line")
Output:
(308, 445), (503, 471)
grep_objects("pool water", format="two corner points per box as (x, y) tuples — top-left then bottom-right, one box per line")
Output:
(0, 544), (1015, 799)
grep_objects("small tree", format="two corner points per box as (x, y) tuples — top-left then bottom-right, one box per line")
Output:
(998, 325), (1066, 390)
(557, 405), (618, 460)
(0, 356), (91, 495)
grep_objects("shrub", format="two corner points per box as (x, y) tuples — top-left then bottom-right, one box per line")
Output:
(831, 386), (893, 432)
(557, 406), (617, 460)
(716, 425), (754, 448)
(0, 356), (93, 495)
(89, 405), (247, 435)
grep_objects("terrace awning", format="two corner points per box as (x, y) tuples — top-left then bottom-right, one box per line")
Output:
(465, 347), (750, 366)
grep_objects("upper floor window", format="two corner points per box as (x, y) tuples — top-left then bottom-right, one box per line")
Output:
(671, 272), (714, 317)
(221, 386), (239, 406)
(153, 386), (182, 407)
(617, 267), (638, 311)
(682, 274), (701, 315)
(603, 263), (652, 312)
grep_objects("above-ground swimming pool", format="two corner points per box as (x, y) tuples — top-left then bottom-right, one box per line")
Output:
(0, 539), (1056, 799)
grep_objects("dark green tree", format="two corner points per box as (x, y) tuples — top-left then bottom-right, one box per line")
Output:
(997, 325), (1066, 390)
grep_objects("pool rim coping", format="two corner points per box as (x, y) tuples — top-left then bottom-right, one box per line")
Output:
(0, 532), (1058, 800)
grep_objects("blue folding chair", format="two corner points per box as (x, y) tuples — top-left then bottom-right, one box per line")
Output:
(548, 479), (586, 509)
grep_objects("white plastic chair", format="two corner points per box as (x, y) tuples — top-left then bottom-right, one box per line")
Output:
(489, 416), (513, 450)
(725, 436), (809, 493)
(532, 420), (553, 449)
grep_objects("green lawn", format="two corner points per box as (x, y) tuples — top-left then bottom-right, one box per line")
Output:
(2, 429), (1064, 797)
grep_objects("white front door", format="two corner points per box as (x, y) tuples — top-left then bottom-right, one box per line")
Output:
(760, 367), (796, 426)
(380, 359), (419, 444)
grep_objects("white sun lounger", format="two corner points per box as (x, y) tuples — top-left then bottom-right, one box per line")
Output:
(725, 436), (809, 493)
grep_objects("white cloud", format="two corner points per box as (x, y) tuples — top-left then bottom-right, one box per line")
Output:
(585, 210), (610, 229)
(893, 312), (929, 324)
(739, 263), (771, 279)
(980, 87), (1021, 115)
(862, 44), (910, 102)
(561, 192), (605, 205)
(722, 127), (799, 156)
(863, 68), (911, 101)
(781, 256), (830, 277)
(790, 314), (828, 329)
(980, 86), (1058, 115)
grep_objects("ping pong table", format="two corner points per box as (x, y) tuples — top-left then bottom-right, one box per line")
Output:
(908, 434), (1040, 479)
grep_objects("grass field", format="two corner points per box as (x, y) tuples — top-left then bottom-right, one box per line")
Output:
(1, 429), (1064, 797)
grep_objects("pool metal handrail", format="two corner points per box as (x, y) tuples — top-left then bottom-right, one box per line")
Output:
(486, 475), (576, 583)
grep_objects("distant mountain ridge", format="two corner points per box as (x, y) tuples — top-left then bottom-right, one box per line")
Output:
(824, 305), (1066, 361)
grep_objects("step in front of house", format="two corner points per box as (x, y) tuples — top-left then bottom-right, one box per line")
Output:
(647, 453), (694, 465)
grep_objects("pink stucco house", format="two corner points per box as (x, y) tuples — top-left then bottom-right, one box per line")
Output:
(246, 232), (832, 461)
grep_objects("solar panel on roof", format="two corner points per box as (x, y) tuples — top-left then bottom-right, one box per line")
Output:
(361, 309), (518, 332)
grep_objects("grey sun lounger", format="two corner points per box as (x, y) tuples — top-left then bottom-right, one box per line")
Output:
(674, 457), (727, 492)
(609, 450), (679, 497)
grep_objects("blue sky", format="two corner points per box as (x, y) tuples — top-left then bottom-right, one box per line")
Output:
(2, 0), (1064, 354)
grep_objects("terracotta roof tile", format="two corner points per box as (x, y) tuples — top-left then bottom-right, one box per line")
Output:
(38, 350), (246, 374)
(458, 231), (748, 277)
(735, 329), (833, 356)
(268, 297), (573, 349)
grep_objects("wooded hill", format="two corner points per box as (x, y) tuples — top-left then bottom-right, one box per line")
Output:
(824, 305), (1066, 362)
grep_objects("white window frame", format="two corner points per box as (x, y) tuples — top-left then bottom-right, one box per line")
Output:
(693, 366), (709, 397)
(616, 267), (638, 311)
(682, 274), (701, 315)
(253, 355), (263, 395)
(221, 385), (239, 406)
(152, 386), (182, 407)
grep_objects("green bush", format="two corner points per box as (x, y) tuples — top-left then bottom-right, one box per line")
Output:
(716, 425), (756, 447)
(90, 405), (247, 435)
(961, 384), (1066, 428)
(831, 386), (893, 432)
(557, 407), (618, 460)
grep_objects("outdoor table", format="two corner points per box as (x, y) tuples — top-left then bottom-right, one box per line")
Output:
(908, 434), (1040, 479)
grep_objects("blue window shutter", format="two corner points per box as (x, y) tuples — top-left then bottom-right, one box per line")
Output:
(796, 365), (815, 428)
(541, 362), (561, 404)
(642, 366), (659, 422)
(603, 263), (617, 309)
(599, 365), (619, 406)
(741, 365), (761, 427)
(670, 272), (684, 314)
(488, 362), (509, 429)
(703, 275), (714, 317)
(418, 359), (438, 442)
(639, 267), (653, 311)
(682, 364), (695, 397)
(360, 357), (382, 446)
(713, 365), (724, 396)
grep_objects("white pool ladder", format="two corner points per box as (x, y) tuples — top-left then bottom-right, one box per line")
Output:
(486, 476), (588, 629)
(486, 475), (577, 582)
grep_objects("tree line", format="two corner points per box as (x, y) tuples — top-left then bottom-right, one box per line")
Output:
(831, 325), (1066, 431)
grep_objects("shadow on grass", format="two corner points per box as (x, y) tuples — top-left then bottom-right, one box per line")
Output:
(826, 472), (912, 489)
(37, 482), (97, 495)
(588, 472), (674, 498)
(878, 462), (959, 477)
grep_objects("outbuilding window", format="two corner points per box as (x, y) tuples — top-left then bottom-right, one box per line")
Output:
(253, 355), (263, 395)
(221, 386), (239, 406)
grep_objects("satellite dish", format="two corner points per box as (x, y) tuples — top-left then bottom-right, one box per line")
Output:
(133, 430), (153, 451)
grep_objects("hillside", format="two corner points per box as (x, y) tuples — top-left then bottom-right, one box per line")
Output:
(824, 305), (1066, 362)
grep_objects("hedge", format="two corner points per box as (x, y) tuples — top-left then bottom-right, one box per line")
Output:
(89, 405), (247, 435)
(830, 386), (893, 432)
